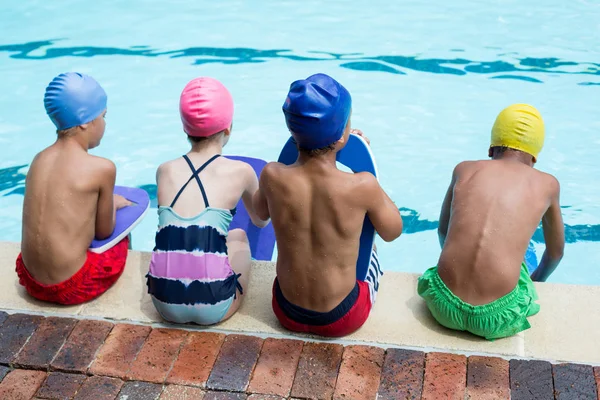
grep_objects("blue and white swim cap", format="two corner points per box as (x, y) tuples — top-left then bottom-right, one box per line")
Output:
(44, 72), (107, 130)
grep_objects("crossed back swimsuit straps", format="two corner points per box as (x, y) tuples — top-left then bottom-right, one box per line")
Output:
(147, 154), (242, 325)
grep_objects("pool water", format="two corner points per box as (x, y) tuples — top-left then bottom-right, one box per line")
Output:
(1, 0), (599, 285)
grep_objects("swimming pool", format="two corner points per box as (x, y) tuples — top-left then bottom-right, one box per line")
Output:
(1, 0), (599, 285)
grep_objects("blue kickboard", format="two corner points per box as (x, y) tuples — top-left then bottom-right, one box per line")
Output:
(225, 156), (276, 261)
(277, 134), (378, 281)
(90, 186), (150, 253)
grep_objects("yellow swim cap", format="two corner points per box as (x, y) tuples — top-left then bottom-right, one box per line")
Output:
(490, 104), (545, 161)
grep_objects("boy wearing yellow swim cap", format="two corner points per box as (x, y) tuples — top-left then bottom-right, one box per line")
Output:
(417, 104), (565, 340)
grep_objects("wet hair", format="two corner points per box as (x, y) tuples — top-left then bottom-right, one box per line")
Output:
(298, 143), (336, 157)
(56, 127), (78, 137)
(187, 130), (224, 144)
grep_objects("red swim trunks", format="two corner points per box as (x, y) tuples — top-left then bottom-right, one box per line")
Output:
(272, 248), (382, 337)
(15, 237), (129, 305)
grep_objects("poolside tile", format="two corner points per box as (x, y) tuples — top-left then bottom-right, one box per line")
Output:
(466, 356), (509, 400)
(552, 363), (598, 400)
(35, 371), (86, 400)
(206, 334), (263, 392)
(247, 338), (303, 397)
(204, 392), (247, 400)
(117, 381), (163, 400)
(377, 348), (425, 400)
(126, 328), (188, 383)
(14, 317), (77, 369)
(0, 311), (7, 326)
(290, 341), (344, 400)
(0, 369), (46, 400)
(594, 367), (600, 400)
(90, 323), (152, 378)
(73, 375), (123, 400)
(51, 319), (113, 373)
(421, 352), (467, 400)
(509, 359), (554, 400)
(333, 345), (384, 400)
(0, 313), (43, 364)
(159, 384), (205, 399)
(166, 331), (225, 388)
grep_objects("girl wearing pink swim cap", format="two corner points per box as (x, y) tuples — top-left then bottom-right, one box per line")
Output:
(147, 77), (270, 325)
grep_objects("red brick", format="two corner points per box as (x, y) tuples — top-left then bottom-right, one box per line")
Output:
(206, 334), (263, 392)
(159, 384), (205, 399)
(74, 375), (123, 400)
(35, 372), (86, 400)
(166, 331), (225, 387)
(333, 345), (385, 400)
(290, 341), (344, 400)
(594, 367), (600, 400)
(204, 392), (247, 400)
(510, 359), (554, 400)
(466, 356), (509, 399)
(247, 338), (303, 397)
(378, 348), (425, 399)
(553, 363), (597, 400)
(247, 395), (285, 400)
(126, 328), (188, 383)
(422, 352), (467, 400)
(0, 313), (43, 364)
(90, 323), (152, 378)
(117, 381), (163, 400)
(14, 317), (77, 369)
(51, 319), (114, 373)
(0, 369), (47, 400)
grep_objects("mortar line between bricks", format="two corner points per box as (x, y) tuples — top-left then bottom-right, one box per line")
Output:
(163, 331), (189, 384)
(46, 320), (78, 370)
(83, 324), (116, 376)
(121, 328), (154, 379)
(244, 338), (266, 392)
(8, 321), (40, 368)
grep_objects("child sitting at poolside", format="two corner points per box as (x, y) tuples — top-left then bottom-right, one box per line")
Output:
(253, 73), (403, 337)
(17, 72), (131, 305)
(418, 104), (565, 340)
(147, 77), (269, 325)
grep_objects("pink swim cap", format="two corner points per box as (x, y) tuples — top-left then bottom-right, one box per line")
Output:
(179, 77), (234, 137)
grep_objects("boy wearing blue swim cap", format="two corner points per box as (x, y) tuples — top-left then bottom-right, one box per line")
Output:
(253, 74), (403, 337)
(16, 72), (131, 305)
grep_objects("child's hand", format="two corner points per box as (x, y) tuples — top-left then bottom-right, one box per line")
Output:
(113, 194), (132, 210)
(351, 129), (370, 145)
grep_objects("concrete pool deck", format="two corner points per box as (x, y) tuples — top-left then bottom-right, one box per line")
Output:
(0, 241), (599, 365)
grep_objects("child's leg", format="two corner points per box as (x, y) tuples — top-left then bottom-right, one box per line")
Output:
(220, 229), (251, 322)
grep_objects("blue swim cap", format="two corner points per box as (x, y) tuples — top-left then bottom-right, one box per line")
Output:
(44, 72), (107, 130)
(282, 73), (352, 150)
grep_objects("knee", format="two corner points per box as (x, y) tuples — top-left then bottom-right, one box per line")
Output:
(228, 228), (249, 243)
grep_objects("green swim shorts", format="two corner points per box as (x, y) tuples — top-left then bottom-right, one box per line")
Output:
(417, 263), (540, 340)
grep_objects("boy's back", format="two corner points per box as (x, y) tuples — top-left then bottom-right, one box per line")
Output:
(260, 160), (377, 312)
(438, 159), (560, 305)
(22, 143), (114, 284)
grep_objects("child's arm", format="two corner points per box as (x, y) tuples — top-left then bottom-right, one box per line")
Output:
(363, 174), (403, 242)
(241, 163), (270, 228)
(531, 178), (565, 282)
(95, 160), (117, 240)
(251, 163), (273, 225)
(438, 165), (459, 248)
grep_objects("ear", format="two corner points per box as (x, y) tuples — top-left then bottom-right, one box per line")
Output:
(488, 147), (493, 158)
(80, 122), (90, 130)
(223, 124), (232, 136)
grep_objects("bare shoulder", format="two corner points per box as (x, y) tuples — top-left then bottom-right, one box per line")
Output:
(453, 160), (478, 175)
(353, 171), (380, 195)
(156, 157), (181, 176)
(259, 161), (286, 180)
(536, 170), (560, 195)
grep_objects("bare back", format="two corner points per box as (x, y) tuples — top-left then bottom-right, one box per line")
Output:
(259, 160), (381, 312)
(438, 159), (559, 304)
(21, 142), (114, 284)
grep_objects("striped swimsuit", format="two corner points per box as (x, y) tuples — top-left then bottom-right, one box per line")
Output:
(147, 154), (242, 325)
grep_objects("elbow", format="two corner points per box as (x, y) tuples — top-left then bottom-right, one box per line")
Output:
(252, 217), (270, 228)
(549, 247), (564, 262)
(380, 224), (403, 243)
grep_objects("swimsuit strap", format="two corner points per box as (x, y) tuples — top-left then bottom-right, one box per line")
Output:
(169, 154), (221, 208)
